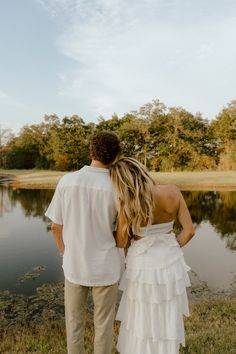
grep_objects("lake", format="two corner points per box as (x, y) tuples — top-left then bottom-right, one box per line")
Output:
(0, 185), (236, 296)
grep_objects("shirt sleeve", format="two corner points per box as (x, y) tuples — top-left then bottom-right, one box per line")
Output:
(45, 183), (63, 225)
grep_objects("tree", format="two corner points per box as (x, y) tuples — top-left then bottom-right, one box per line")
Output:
(2, 98), (234, 171)
(4, 137), (39, 169)
(0, 126), (14, 167)
(149, 108), (217, 171)
(53, 116), (89, 170)
(96, 114), (122, 132)
(211, 100), (236, 170)
(117, 114), (147, 164)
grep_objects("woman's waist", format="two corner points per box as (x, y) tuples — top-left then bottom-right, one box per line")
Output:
(133, 231), (173, 241)
(129, 232), (179, 255)
(135, 221), (175, 237)
(127, 236), (182, 261)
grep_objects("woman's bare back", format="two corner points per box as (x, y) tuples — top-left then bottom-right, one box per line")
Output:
(149, 184), (195, 247)
(151, 184), (180, 224)
(116, 183), (195, 248)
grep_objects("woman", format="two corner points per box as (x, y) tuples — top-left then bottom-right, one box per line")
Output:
(110, 157), (195, 354)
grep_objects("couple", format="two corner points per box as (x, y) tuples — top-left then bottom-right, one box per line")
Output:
(45, 131), (195, 354)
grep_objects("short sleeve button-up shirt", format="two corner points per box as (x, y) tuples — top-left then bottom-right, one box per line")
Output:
(45, 166), (123, 286)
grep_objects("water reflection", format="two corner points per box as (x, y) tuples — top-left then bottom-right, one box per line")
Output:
(2, 187), (236, 244)
(0, 186), (62, 295)
(0, 186), (235, 294)
(182, 191), (236, 251)
(0, 187), (53, 219)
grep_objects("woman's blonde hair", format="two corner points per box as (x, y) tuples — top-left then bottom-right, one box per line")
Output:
(110, 157), (156, 239)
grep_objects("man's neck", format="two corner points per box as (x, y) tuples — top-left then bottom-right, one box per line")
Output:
(90, 160), (110, 169)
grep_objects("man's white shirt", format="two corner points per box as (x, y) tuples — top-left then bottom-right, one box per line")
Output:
(45, 166), (123, 286)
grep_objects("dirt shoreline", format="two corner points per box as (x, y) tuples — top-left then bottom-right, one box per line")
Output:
(1, 170), (236, 190)
(8, 182), (236, 191)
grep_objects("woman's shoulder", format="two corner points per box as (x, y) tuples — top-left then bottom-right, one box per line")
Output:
(152, 184), (180, 206)
(151, 184), (180, 218)
(153, 183), (180, 196)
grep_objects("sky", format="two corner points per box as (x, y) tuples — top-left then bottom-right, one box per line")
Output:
(0, 0), (236, 133)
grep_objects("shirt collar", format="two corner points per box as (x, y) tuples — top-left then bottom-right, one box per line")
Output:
(83, 165), (110, 173)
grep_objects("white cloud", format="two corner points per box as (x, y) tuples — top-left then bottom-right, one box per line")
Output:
(0, 89), (26, 109)
(38, 0), (236, 119)
(0, 90), (8, 99)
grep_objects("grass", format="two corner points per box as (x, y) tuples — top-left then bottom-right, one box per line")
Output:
(151, 171), (236, 190)
(0, 283), (235, 353)
(0, 299), (235, 353)
(180, 298), (236, 354)
(1, 169), (236, 190)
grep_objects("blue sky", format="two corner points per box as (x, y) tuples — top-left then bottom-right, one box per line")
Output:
(0, 0), (236, 133)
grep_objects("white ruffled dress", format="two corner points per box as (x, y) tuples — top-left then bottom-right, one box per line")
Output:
(116, 221), (191, 354)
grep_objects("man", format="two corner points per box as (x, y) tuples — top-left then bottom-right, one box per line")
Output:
(45, 131), (123, 354)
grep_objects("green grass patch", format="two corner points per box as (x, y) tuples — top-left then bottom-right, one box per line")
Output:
(180, 298), (236, 354)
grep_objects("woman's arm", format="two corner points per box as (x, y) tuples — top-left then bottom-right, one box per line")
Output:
(51, 223), (65, 256)
(176, 189), (195, 247)
(116, 212), (129, 249)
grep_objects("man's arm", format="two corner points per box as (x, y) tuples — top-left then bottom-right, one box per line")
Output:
(51, 223), (65, 256)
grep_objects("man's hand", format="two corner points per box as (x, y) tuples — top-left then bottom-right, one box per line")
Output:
(51, 223), (65, 256)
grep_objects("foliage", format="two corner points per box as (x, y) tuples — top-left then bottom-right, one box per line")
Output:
(1, 99), (236, 171)
(211, 100), (236, 170)
(4, 138), (40, 169)
(0, 127), (14, 167)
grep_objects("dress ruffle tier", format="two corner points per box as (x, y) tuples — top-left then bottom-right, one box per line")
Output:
(116, 226), (191, 354)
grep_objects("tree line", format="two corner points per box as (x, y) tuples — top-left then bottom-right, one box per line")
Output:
(0, 99), (236, 171)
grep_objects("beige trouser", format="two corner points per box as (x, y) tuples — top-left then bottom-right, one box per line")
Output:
(65, 278), (118, 354)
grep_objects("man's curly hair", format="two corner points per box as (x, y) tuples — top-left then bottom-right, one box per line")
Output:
(90, 131), (121, 165)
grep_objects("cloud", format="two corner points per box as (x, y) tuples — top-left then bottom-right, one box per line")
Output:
(37, 0), (236, 119)
(0, 90), (8, 99)
(0, 89), (26, 108)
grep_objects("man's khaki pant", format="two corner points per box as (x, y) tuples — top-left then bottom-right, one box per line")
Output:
(65, 278), (118, 354)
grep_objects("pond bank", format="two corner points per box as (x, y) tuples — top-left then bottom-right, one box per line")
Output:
(0, 170), (65, 189)
(0, 282), (235, 353)
(1, 169), (236, 190)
